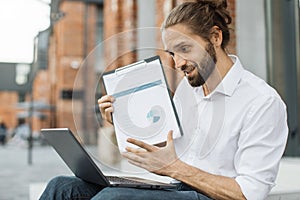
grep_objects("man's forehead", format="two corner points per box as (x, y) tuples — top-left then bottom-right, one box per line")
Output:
(163, 26), (193, 40)
(162, 28), (194, 48)
(162, 24), (208, 51)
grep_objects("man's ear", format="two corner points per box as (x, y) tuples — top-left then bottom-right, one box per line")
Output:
(210, 26), (223, 47)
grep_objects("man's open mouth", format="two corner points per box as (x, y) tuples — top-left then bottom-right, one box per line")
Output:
(182, 65), (196, 76)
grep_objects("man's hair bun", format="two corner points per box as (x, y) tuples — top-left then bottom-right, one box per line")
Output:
(195, 0), (228, 9)
(163, 0), (232, 49)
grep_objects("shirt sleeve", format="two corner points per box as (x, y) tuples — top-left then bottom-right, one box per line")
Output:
(234, 95), (288, 200)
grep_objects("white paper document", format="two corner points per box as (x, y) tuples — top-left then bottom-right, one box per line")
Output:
(102, 56), (183, 152)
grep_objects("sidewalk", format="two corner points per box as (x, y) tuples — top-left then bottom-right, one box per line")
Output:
(1, 144), (300, 200)
(0, 144), (72, 200)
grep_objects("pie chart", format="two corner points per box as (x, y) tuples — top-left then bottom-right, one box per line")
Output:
(146, 105), (163, 124)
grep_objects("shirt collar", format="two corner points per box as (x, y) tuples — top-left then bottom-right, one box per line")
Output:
(194, 55), (244, 98)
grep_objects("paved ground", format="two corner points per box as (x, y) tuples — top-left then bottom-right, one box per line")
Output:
(0, 143), (72, 200)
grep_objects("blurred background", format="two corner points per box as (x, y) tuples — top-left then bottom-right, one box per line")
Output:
(0, 0), (300, 199)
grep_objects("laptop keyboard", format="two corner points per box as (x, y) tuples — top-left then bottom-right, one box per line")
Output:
(107, 176), (148, 185)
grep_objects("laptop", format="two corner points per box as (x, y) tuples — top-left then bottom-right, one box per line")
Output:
(41, 128), (176, 189)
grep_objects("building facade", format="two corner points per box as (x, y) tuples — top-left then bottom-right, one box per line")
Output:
(0, 0), (237, 144)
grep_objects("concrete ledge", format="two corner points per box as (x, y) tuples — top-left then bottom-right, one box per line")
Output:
(29, 183), (46, 200)
(267, 192), (300, 200)
(267, 157), (300, 199)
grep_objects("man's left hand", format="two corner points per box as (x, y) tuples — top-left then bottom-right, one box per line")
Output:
(122, 130), (179, 176)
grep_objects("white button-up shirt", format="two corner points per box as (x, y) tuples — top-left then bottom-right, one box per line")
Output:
(173, 55), (288, 200)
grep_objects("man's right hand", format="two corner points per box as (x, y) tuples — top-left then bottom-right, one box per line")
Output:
(98, 95), (115, 124)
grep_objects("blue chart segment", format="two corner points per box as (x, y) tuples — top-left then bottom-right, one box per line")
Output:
(147, 106), (163, 124)
(112, 80), (162, 98)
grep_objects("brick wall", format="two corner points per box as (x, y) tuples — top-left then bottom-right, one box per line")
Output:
(0, 92), (18, 130)
(103, 0), (137, 71)
(49, 1), (86, 134)
(31, 70), (52, 132)
(226, 0), (236, 54)
(42, 0), (98, 143)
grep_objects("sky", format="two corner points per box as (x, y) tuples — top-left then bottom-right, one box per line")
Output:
(0, 0), (51, 63)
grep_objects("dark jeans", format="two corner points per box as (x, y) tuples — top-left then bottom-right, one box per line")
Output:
(39, 176), (213, 200)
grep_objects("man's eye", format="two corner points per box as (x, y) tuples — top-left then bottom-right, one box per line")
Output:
(167, 51), (174, 57)
(180, 46), (190, 53)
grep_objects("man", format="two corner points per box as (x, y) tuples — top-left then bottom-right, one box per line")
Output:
(40, 0), (288, 199)
(0, 118), (7, 145)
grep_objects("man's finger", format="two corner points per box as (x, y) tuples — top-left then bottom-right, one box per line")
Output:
(98, 95), (115, 124)
(99, 102), (113, 117)
(99, 102), (112, 110)
(125, 146), (147, 154)
(167, 130), (173, 144)
(104, 107), (113, 121)
(127, 159), (147, 170)
(122, 152), (144, 163)
(97, 95), (115, 104)
(126, 138), (157, 152)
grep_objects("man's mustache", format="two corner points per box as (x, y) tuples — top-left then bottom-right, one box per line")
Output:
(181, 63), (197, 73)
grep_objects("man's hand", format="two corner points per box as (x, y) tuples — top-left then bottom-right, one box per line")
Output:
(122, 130), (180, 176)
(97, 95), (115, 124)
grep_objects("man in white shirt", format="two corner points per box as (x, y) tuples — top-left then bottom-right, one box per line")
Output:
(40, 0), (288, 199)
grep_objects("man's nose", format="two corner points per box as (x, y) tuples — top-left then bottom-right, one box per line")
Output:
(173, 54), (187, 69)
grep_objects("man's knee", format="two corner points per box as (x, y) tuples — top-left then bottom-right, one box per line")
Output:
(94, 187), (119, 200)
(93, 187), (135, 200)
(40, 176), (101, 200)
(40, 176), (73, 199)
(46, 176), (76, 190)
(46, 176), (66, 190)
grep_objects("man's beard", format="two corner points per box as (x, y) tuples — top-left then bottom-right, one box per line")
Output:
(186, 43), (217, 87)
